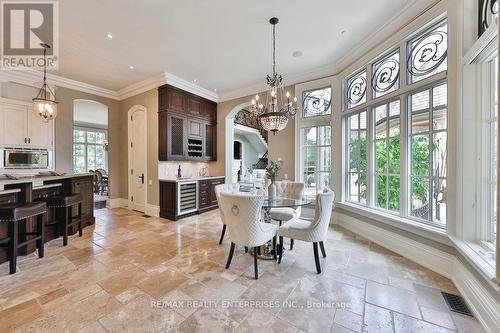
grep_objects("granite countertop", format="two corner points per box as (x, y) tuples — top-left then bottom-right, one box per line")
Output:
(159, 175), (225, 183)
(0, 173), (94, 190)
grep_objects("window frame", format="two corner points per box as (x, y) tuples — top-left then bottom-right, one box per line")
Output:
(295, 78), (334, 198)
(478, 50), (498, 250)
(341, 18), (449, 230)
(73, 126), (108, 174)
(302, 86), (332, 118)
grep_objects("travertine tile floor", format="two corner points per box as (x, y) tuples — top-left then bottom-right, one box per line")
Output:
(0, 208), (485, 333)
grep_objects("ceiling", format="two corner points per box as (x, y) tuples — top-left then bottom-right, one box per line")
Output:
(55, 0), (427, 97)
(73, 99), (108, 127)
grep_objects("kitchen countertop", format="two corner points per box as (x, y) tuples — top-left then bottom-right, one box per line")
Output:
(0, 173), (94, 191)
(159, 175), (225, 183)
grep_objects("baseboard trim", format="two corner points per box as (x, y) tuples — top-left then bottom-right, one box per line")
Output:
(334, 212), (499, 333)
(452, 259), (500, 333)
(146, 204), (160, 217)
(106, 198), (128, 209)
(335, 212), (454, 278)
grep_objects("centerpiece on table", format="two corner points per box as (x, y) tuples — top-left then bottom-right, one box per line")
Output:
(265, 158), (283, 198)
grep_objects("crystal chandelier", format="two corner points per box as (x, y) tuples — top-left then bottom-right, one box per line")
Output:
(250, 17), (298, 135)
(32, 43), (58, 121)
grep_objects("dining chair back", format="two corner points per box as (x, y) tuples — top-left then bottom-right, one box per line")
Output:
(219, 192), (277, 279)
(277, 190), (335, 273)
(214, 183), (240, 244)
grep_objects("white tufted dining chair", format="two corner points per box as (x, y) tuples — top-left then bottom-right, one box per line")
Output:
(214, 183), (240, 244)
(219, 192), (278, 279)
(278, 190), (335, 274)
(270, 181), (305, 250)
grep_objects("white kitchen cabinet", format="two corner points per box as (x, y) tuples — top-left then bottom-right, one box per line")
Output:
(0, 99), (54, 148)
(29, 111), (53, 147)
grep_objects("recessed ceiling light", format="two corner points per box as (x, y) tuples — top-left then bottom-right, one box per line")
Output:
(193, 79), (197, 83)
(292, 50), (303, 58)
(129, 66), (135, 70)
(106, 33), (113, 39)
(213, 88), (217, 92)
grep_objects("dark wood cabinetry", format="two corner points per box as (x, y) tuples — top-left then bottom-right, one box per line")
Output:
(198, 177), (224, 213)
(160, 177), (225, 220)
(158, 85), (217, 162)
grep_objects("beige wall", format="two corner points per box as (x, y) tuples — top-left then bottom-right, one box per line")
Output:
(215, 85), (296, 181)
(120, 89), (159, 206)
(55, 87), (126, 200)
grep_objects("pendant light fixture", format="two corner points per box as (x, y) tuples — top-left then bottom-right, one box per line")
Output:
(250, 17), (298, 135)
(32, 43), (58, 121)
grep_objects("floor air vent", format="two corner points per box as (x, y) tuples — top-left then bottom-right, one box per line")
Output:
(441, 292), (473, 317)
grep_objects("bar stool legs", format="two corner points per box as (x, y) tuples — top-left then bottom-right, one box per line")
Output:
(8, 220), (18, 275)
(36, 214), (45, 258)
(62, 202), (82, 247)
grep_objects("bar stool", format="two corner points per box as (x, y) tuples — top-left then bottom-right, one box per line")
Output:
(37, 194), (83, 246)
(0, 202), (46, 274)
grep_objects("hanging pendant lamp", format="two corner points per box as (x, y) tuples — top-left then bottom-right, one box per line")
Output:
(32, 43), (58, 121)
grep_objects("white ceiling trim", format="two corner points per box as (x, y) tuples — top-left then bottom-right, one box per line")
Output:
(116, 73), (166, 100)
(0, 68), (119, 100)
(164, 73), (218, 102)
(1, 69), (219, 102)
(0, 0), (439, 105)
(218, 0), (440, 102)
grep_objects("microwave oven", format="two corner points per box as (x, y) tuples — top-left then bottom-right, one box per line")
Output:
(0, 148), (51, 169)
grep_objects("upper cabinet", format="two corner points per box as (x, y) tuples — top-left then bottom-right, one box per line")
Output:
(0, 99), (54, 148)
(158, 85), (217, 162)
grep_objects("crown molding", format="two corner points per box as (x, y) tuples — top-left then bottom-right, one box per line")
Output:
(0, 68), (120, 100)
(217, 0), (440, 103)
(0, 0), (440, 105)
(116, 73), (166, 100)
(164, 72), (218, 102)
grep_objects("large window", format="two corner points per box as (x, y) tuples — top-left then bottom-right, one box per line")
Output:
(301, 125), (332, 196)
(73, 128), (107, 174)
(374, 100), (401, 212)
(342, 19), (448, 229)
(408, 83), (448, 225)
(482, 56), (498, 246)
(346, 111), (367, 203)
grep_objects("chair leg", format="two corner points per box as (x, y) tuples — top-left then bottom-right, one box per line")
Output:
(225, 242), (235, 269)
(278, 236), (284, 264)
(63, 207), (69, 246)
(253, 247), (259, 279)
(319, 241), (326, 258)
(272, 236), (277, 261)
(290, 239), (294, 250)
(78, 202), (83, 237)
(36, 214), (45, 258)
(219, 224), (226, 245)
(8, 220), (18, 274)
(313, 242), (321, 274)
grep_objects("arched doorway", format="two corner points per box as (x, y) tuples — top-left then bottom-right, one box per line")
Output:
(73, 99), (109, 208)
(224, 102), (251, 183)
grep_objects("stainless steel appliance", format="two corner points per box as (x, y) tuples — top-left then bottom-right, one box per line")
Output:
(177, 180), (198, 216)
(0, 148), (51, 169)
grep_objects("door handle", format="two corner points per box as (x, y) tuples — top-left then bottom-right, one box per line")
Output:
(139, 173), (144, 184)
(25, 138), (27, 143)
(28, 138), (31, 144)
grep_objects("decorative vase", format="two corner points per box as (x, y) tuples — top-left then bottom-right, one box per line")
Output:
(268, 179), (275, 198)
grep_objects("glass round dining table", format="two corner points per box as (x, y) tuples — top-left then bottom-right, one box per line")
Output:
(257, 195), (315, 260)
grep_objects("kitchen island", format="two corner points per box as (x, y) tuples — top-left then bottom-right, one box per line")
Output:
(0, 173), (95, 264)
